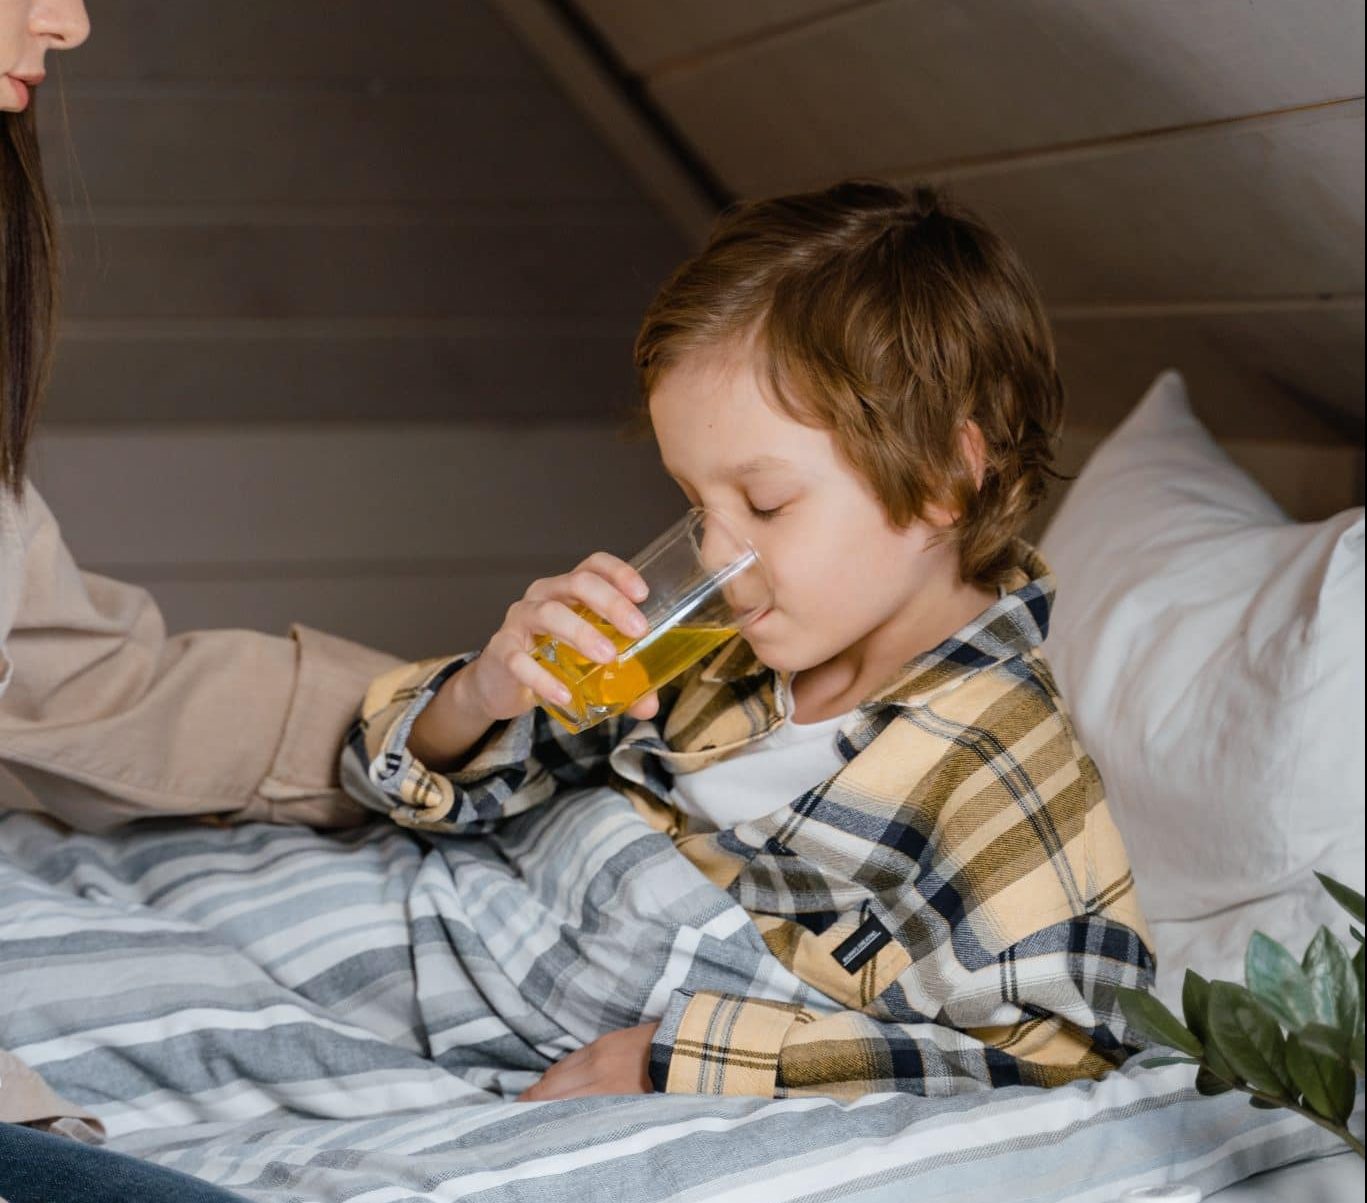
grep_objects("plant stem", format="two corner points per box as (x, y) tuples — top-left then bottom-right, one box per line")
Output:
(1240, 1085), (1365, 1159)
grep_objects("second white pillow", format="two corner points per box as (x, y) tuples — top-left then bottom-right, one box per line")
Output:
(1039, 370), (1364, 933)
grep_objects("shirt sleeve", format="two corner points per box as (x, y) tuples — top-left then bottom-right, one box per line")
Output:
(0, 486), (400, 832)
(647, 909), (1155, 1098)
(338, 651), (640, 832)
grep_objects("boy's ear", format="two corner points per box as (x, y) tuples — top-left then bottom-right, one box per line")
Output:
(960, 419), (989, 490)
(921, 420), (988, 528)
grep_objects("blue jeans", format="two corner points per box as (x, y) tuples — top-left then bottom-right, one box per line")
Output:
(0, 1123), (249, 1203)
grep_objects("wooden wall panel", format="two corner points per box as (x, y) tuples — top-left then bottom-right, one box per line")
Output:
(932, 104), (1364, 305)
(560, 0), (1366, 457)
(33, 420), (1360, 656)
(37, 0), (688, 438)
(70, 0), (535, 83)
(577, 0), (847, 73)
(1025, 426), (1364, 543)
(46, 328), (640, 425)
(1051, 303), (1365, 440)
(30, 0), (690, 647)
(30, 424), (683, 657)
(110, 572), (549, 662)
(647, 0), (1365, 194)
(42, 92), (644, 207)
(29, 425), (681, 570)
(59, 220), (678, 321)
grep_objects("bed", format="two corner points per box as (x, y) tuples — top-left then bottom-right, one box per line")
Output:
(1, 373), (1363, 1201)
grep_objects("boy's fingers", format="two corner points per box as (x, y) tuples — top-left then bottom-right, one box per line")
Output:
(562, 570), (648, 640)
(581, 552), (649, 603)
(508, 652), (574, 708)
(626, 692), (659, 721)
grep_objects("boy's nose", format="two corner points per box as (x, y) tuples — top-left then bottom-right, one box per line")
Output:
(696, 510), (740, 575)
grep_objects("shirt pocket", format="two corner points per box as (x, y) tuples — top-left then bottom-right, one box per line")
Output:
(753, 903), (912, 1011)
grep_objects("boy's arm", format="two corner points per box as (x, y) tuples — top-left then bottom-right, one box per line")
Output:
(339, 651), (637, 832)
(647, 909), (1154, 1098)
(649, 704), (1156, 1098)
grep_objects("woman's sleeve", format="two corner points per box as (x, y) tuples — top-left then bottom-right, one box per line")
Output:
(0, 486), (401, 832)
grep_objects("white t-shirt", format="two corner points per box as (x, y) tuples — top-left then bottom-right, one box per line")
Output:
(668, 676), (855, 832)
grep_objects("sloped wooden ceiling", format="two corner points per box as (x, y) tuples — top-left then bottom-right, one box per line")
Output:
(509, 0), (1365, 451)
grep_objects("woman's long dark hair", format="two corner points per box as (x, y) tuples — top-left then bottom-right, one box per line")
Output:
(0, 104), (58, 495)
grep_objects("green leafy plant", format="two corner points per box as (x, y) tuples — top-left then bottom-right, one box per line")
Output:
(1118, 872), (1365, 1158)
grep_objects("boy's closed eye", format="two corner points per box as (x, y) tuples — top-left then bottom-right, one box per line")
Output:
(747, 500), (786, 521)
(666, 475), (794, 523)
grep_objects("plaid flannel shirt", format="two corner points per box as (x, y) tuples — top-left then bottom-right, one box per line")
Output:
(341, 542), (1155, 1100)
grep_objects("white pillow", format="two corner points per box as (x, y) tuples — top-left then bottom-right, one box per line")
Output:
(1039, 371), (1364, 941)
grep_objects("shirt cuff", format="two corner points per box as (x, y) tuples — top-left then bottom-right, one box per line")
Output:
(648, 989), (809, 1097)
(253, 624), (403, 827)
(356, 650), (539, 830)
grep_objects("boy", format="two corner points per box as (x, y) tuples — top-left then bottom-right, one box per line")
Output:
(341, 180), (1154, 1102)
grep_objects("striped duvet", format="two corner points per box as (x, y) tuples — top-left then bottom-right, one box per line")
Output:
(0, 805), (1353, 1202)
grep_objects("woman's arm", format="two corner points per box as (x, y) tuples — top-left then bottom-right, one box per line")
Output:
(0, 484), (400, 832)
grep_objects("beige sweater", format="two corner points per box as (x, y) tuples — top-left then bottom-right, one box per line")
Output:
(0, 481), (399, 1131)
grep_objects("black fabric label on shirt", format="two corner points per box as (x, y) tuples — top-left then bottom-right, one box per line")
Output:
(832, 913), (893, 974)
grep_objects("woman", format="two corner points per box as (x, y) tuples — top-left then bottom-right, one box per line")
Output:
(0, 1), (396, 1194)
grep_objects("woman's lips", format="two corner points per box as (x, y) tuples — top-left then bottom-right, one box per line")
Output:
(6, 77), (31, 110)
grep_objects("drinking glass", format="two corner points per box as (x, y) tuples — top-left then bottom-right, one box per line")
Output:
(532, 507), (772, 733)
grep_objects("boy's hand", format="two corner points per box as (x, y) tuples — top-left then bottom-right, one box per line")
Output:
(519, 1022), (659, 1101)
(408, 552), (659, 768)
(467, 552), (659, 723)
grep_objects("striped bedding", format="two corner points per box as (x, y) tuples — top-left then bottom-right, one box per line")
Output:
(0, 807), (1353, 1203)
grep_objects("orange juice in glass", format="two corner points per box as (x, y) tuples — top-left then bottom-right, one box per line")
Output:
(532, 508), (772, 733)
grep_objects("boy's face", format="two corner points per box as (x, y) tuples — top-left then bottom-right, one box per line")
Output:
(648, 338), (966, 676)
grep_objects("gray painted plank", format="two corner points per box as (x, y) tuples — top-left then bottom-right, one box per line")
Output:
(66, 0), (535, 84)
(29, 424), (683, 570)
(578, 0), (850, 73)
(40, 426), (1359, 659)
(44, 329), (643, 425)
(652, 0), (1365, 192)
(1051, 303), (1364, 440)
(934, 104), (1365, 304)
(44, 303), (1361, 437)
(58, 220), (684, 320)
(1026, 426), (1363, 542)
(101, 569), (549, 661)
(38, 90), (646, 205)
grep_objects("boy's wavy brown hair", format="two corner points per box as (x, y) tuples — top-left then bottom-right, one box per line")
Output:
(632, 179), (1066, 591)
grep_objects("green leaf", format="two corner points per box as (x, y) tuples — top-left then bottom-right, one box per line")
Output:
(1207, 981), (1293, 1098)
(1117, 987), (1204, 1057)
(1297, 1022), (1350, 1061)
(1195, 1066), (1234, 1096)
(1248, 1095), (1283, 1109)
(1352, 1026), (1365, 1076)
(1351, 926), (1364, 945)
(1140, 1055), (1200, 1068)
(1316, 872), (1366, 925)
(1302, 927), (1361, 1036)
(1245, 932), (1316, 1030)
(1183, 971), (1240, 1083)
(1182, 970), (1210, 1033)
(1286, 1029), (1357, 1125)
